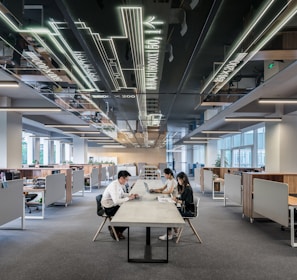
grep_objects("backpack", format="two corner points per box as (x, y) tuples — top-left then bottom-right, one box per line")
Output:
(96, 194), (105, 216)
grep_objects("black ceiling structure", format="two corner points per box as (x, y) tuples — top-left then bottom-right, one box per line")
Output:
(0, 0), (297, 148)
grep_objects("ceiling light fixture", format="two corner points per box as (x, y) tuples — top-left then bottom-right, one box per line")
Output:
(200, 101), (232, 106)
(190, 137), (220, 140)
(101, 145), (124, 148)
(258, 98), (297, 104)
(225, 117), (282, 122)
(45, 124), (90, 128)
(183, 141), (208, 144)
(63, 131), (101, 134)
(0, 81), (19, 87)
(202, 130), (240, 134)
(79, 136), (112, 139)
(0, 107), (61, 112)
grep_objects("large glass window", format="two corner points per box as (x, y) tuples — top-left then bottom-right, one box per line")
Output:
(217, 124), (265, 168)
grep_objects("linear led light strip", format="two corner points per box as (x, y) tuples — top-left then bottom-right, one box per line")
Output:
(120, 7), (147, 134)
(200, 0), (276, 94)
(74, 20), (127, 91)
(48, 21), (100, 91)
(120, 7), (147, 136)
(120, 7), (146, 94)
(225, 117), (282, 122)
(0, 11), (99, 92)
(213, 1), (297, 93)
(212, 0), (297, 94)
(0, 6), (139, 142)
(259, 98), (297, 104)
(202, 130), (240, 134)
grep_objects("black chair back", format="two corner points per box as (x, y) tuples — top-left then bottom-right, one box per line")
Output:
(96, 194), (105, 216)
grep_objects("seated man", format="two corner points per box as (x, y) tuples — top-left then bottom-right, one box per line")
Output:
(101, 170), (139, 240)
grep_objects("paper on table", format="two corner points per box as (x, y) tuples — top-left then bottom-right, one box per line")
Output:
(157, 196), (175, 203)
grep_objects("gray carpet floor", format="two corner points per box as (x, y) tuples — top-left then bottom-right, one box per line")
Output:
(1, 181), (297, 280)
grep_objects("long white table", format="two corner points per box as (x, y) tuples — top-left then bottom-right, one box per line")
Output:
(111, 179), (185, 263)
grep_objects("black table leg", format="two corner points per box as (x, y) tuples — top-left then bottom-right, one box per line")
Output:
(127, 227), (169, 263)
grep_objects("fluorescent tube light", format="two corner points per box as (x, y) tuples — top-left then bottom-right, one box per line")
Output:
(183, 141), (208, 144)
(45, 124), (90, 128)
(225, 117), (282, 122)
(202, 130), (240, 134)
(258, 98), (297, 104)
(63, 131), (101, 134)
(80, 136), (113, 140)
(101, 145), (124, 148)
(200, 102), (232, 106)
(0, 81), (19, 87)
(0, 107), (61, 112)
(190, 137), (220, 140)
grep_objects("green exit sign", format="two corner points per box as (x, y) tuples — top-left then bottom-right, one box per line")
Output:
(268, 62), (275, 69)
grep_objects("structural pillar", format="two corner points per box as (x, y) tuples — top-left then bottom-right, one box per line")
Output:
(0, 111), (22, 168)
(73, 137), (88, 163)
(265, 115), (297, 172)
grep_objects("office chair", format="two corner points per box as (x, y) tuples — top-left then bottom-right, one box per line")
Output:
(25, 193), (39, 213)
(176, 196), (203, 244)
(92, 194), (119, 242)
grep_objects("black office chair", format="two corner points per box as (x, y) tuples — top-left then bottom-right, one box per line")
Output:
(25, 193), (39, 213)
(176, 196), (203, 244)
(92, 194), (119, 241)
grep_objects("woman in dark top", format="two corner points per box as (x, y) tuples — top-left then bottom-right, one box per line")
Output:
(174, 171), (194, 216)
(159, 171), (194, 241)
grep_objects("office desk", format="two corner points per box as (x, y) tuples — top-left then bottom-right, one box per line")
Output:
(289, 196), (297, 247)
(111, 179), (185, 263)
(213, 177), (224, 200)
(23, 186), (45, 219)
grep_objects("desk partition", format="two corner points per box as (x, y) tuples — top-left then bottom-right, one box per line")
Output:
(72, 169), (84, 196)
(0, 179), (24, 229)
(203, 170), (213, 193)
(253, 178), (289, 227)
(224, 174), (242, 206)
(45, 173), (66, 206)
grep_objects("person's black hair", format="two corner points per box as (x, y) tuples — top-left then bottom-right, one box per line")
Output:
(163, 168), (174, 176)
(118, 170), (131, 179)
(176, 171), (191, 193)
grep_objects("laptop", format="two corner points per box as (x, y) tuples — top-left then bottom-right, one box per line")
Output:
(144, 182), (149, 192)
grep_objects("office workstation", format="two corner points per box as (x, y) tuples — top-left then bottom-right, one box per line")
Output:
(2, 0), (297, 279)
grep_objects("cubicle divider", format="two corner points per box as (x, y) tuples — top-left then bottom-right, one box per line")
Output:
(90, 167), (99, 190)
(224, 174), (242, 206)
(72, 170), (84, 197)
(203, 169), (213, 193)
(45, 173), (67, 207)
(253, 178), (289, 227)
(107, 165), (115, 180)
(0, 179), (24, 229)
(100, 166), (107, 186)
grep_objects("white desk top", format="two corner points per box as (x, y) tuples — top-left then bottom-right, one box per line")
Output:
(111, 179), (185, 228)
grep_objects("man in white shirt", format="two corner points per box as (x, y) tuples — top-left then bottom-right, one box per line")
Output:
(101, 170), (138, 240)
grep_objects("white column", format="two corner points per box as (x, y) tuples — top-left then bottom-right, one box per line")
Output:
(205, 140), (217, 167)
(265, 115), (297, 172)
(33, 137), (40, 164)
(0, 112), (22, 168)
(73, 138), (88, 163)
(48, 140), (55, 164)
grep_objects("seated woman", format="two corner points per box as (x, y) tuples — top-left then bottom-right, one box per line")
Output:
(150, 168), (177, 196)
(174, 172), (195, 217)
(159, 171), (194, 241)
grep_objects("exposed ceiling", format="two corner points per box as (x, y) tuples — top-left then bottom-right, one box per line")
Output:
(0, 0), (297, 148)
